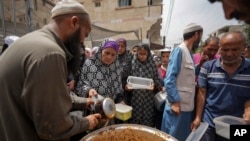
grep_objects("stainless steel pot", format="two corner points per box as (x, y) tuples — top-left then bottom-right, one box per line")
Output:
(81, 124), (178, 141)
(154, 91), (167, 111)
(89, 95), (116, 131)
(91, 95), (116, 119)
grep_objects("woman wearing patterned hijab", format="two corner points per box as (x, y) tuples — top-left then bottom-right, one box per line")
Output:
(76, 38), (124, 104)
(116, 37), (133, 105)
(126, 43), (162, 127)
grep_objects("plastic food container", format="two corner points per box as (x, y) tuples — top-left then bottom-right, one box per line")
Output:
(127, 76), (154, 89)
(186, 122), (208, 141)
(213, 115), (247, 139)
(115, 104), (133, 121)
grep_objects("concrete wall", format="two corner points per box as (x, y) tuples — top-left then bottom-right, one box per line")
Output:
(82, 0), (162, 45)
(1, 0), (162, 48)
(0, 0), (53, 45)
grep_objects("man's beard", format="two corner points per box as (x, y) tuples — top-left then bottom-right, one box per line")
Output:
(64, 28), (81, 75)
(192, 38), (201, 52)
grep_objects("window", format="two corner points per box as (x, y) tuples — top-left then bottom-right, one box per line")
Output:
(95, 2), (101, 7)
(19, 17), (25, 22)
(119, 0), (131, 7)
(34, 0), (38, 10)
(148, 0), (153, 6)
(19, 18), (23, 22)
(42, 0), (46, 6)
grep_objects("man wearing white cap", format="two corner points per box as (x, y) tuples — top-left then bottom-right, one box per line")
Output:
(161, 23), (203, 141)
(0, 0), (101, 141)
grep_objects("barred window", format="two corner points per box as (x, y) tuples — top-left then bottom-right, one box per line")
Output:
(118, 0), (131, 7)
(95, 2), (101, 7)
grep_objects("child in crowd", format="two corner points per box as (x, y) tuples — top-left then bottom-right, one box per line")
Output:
(158, 47), (171, 81)
(155, 47), (171, 129)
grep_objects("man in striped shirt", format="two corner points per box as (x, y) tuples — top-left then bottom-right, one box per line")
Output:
(191, 31), (250, 141)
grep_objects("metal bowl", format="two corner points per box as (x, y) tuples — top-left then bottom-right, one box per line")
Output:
(81, 124), (178, 141)
(154, 91), (167, 111)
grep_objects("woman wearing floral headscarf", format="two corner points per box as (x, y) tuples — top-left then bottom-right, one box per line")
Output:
(126, 43), (162, 127)
(76, 38), (124, 104)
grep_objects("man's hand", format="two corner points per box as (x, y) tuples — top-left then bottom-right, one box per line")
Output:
(171, 102), (181, 116)
(198, 53), (209, 68)
(191, 118), (201, 131)
(86, 113), (102, 130)
(243, 100), (250, 123)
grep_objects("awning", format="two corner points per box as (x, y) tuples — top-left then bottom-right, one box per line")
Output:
(86, 24), (141, 49)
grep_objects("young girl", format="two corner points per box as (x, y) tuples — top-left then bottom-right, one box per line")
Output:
(126, 43), (162, 127)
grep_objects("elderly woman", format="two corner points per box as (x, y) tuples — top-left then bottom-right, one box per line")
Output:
(76, 38), (124, 104)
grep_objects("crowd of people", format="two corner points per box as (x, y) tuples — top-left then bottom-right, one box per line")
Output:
(1, 0), (250, 141)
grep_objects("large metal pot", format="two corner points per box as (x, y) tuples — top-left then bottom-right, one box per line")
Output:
(81, 124), (178, 141)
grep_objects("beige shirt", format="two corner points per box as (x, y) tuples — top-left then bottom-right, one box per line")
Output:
(0, 25), (89, 141)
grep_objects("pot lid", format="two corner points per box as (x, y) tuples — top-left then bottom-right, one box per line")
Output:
(102, 98), (116, 119)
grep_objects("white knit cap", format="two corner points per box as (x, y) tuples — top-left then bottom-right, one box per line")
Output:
(159, 47), (171, 52)
(51, 0), (88, 19)
(4, 35), (19, 46)
(183, 23), (203, 34)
